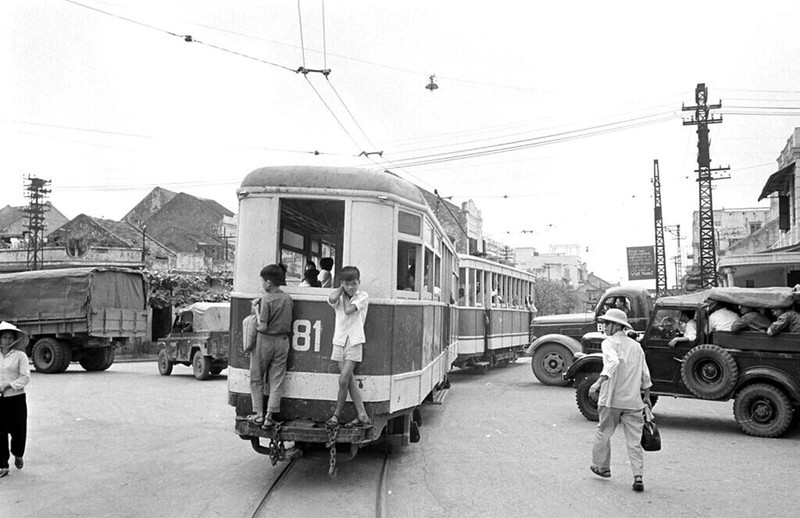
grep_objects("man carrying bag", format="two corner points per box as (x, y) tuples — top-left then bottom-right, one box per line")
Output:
(588, 308), (654, 492)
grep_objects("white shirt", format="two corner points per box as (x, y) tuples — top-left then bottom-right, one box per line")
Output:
(598, 331), (652, 410)
(709, 308), (738, 332)
(327, 290), (369, 346)
(1, 349), (31, 398)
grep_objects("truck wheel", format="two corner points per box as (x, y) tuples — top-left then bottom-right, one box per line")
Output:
(575, 373), (600, 422)
(32, 338), (67, 374)
(531, 342), (573, 386)
(99, 348), (115, 371)
(158, 350), (173, 376)
(54, 342), (73, 373)
(192, 350), (211, 380)
(681, 345), (738, 399)
(733, 384), (793, 438)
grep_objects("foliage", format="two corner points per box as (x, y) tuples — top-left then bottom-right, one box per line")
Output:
(144, 268), (232, 309)
(535, 277), (580, 315)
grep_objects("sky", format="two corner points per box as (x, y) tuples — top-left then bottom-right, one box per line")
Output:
(3, 0), (800, 286)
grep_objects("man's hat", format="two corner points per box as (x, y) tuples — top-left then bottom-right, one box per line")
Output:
(598, 308), (632, 329)
(0, 321), (30, 351)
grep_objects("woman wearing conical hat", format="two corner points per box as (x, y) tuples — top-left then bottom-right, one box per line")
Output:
(0, 321), (30, 479)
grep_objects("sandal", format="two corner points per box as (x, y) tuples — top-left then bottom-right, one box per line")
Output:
(633, 476), (644, 492)
(345, 416), (372, 427)
(261, 417), (278, 429)
(590, 465), (611, 478)
(246, 414), (265, 426)
(325, 415), (340, 427)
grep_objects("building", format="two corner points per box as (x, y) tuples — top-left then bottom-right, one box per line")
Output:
(691, 207), (771, 262)
(717, 127), (800, 287)
(514, 246), (587, 288)
(419, 190), (484, 255)
(0, 203), (69, 247)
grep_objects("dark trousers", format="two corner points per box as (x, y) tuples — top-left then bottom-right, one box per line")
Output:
(0, 393), (27, 469)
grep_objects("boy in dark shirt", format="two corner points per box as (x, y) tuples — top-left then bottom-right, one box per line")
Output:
(247, 264), (293, 428)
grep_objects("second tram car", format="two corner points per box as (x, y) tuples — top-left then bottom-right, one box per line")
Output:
(228, 166), (458, 465)
(454, 255), (536, 370)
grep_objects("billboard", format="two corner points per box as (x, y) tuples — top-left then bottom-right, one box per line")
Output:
(627, 246), (655, 280)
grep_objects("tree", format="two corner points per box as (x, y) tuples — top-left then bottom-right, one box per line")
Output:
(535, 276), (579, 315)
(144, 269), (232, 309)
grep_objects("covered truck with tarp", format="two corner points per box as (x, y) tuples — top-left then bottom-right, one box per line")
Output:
(0, 267), (149, 373)
(156, 302), (230, 380)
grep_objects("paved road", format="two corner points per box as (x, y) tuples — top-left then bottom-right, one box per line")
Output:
(1, 360), (798, 517)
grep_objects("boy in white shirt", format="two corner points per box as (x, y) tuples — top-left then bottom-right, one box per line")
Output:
(326, 266), (371, 427)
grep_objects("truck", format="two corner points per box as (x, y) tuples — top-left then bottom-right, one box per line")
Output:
(0, 267), (149, 373)
(563, 286), (800, 438)
(525, 286), (654, 385)
(156, 302), (230, 380)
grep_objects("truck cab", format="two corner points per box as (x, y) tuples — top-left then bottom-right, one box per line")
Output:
(526, 286), (653, 385)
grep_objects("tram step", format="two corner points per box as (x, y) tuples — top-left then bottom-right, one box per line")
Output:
(430, 387), (449, 405)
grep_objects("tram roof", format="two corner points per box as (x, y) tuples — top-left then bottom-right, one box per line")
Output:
(239, 166), (427, 206)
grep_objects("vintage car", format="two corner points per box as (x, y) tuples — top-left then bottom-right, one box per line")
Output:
(157, 302), (230, 380)
(564, 286), (800, 438)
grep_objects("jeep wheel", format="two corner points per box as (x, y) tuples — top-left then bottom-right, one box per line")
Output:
(32, 338), (68, 374)
(192, 350), (211, 380)
(158, 350), (173, 376)
(681, 344), (738, 399)
(531, 342), (573, 386)
(733, 384), (793, 438)
(576, 373), (600, 422)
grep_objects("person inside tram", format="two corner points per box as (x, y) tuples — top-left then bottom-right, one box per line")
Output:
(299, 268), (321, 287)
(318, 257), (334, 288)
(403, 268), (415, 291)
(458, 287), (466, 306)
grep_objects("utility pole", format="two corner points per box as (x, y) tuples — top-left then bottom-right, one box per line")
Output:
(23, 176), (51, 270)
(682, 83), (729, 288)
(665, 225), (682, 290)
(652, 160), (668, 297)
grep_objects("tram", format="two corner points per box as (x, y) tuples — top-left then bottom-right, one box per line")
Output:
(228, 166), (458, 465)
(454, 255), (536, 370)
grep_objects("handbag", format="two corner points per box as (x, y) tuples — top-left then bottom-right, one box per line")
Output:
(242, 313), (258, 353)
(641, 406), (661, 452)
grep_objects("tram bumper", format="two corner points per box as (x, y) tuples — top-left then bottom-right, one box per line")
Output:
(235, 416), (381, 446)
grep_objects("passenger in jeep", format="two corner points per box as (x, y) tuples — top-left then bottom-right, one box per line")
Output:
(668, 310), (697, 348)
(766, 305), (800, 336)
(731, 305), (771, 333)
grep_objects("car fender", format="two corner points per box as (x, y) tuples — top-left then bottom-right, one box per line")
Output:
(737, 367), (800, 403)
(524, 333), (583, 357)
(563, 352), (603, 382)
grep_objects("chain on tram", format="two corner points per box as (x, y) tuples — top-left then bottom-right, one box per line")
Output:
(325, 421), (340, 478)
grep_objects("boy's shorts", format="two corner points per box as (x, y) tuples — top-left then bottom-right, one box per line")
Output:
(331, 342), (363, 362)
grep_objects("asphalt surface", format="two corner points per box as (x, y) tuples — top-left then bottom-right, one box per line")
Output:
(1, 360), (798, 517)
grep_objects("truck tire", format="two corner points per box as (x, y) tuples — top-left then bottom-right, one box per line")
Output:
(54, 342), (73, 373)
(32, 338), (68, 374)
(80, 348), (114, 372)
(158, 349), (173, 375)
(99, 347), (115, 371)
(733, 384), (793, 438)
(681, 344), (738, 399)
(531, 342), (573, 386)
(192, 350), (211, 380)
(575, 373), (600, 422)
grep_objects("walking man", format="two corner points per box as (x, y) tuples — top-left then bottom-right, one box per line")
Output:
(590, 308), (653, 492)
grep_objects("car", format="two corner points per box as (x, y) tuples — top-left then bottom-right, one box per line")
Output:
(157, 302), (230, 380)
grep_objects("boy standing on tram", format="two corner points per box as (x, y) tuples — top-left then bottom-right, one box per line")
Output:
(247, 264), (293, 428)
(326, 266), (371, 427)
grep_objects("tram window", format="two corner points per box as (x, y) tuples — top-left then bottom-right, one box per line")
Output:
(279, 198), (344, 281)
(399, 211), (421, 236)
(397, 240), (419, 291)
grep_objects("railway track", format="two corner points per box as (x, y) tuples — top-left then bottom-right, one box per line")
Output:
(252, 445), (392, 518)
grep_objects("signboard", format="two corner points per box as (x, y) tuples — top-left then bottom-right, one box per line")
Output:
(627, 246), (655, 280)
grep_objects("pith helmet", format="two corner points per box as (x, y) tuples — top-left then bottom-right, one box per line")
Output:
(598, 308), (632, 329)
(0, 321), (30, 351)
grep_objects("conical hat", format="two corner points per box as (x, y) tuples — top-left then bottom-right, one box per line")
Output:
(0, 321), (30, 351)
